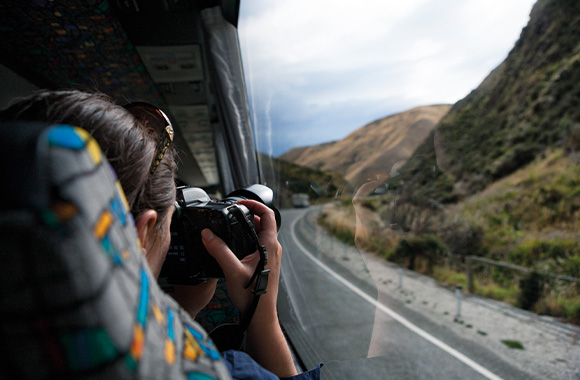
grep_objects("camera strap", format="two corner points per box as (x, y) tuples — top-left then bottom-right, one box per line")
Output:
(240, 245), (270, 332)
(228, 205), (270, 332)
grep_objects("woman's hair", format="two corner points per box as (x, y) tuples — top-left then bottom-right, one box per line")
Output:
(0, 90), (176, 226)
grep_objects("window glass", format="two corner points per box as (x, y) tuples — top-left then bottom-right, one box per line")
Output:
(239, 1), (580, 379)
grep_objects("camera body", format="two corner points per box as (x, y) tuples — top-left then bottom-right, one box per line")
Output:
(160, 184), (280, 285)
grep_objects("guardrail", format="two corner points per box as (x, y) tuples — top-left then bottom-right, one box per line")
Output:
(465, 255), (578, 293)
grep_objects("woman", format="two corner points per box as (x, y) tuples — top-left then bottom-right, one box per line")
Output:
(0, 90), (319, 379)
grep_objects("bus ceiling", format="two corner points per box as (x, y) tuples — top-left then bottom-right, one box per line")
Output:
(0, 0), (259, 193)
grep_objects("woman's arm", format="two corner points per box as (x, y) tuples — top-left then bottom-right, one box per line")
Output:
(202, 200), (298, 378)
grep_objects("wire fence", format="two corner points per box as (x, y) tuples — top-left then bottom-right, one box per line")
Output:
(466, 256), (578, 292)
(464, 256), (579, 314)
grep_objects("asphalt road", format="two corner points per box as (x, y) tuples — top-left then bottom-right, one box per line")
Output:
(277, 207), (580, 380)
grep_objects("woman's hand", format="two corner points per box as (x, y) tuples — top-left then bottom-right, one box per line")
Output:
(201, 199), (281, 315)
(202, 200), (296, 377)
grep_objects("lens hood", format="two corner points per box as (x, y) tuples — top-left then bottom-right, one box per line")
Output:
(226, 184), (281, 230)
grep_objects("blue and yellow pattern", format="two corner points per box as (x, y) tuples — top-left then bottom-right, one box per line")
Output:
(165, 308), (176, 364)
(0, 125), (229, 379)
(126, 268), (150, 372)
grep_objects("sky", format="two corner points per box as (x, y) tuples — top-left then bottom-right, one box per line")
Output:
(238, 0), (537, 157)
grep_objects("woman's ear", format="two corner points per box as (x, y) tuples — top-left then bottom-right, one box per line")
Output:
(135, 210), (158, 256)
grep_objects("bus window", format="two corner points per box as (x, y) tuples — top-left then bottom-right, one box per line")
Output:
(1, 1), (579, 379)
(239, 1), (580, 379)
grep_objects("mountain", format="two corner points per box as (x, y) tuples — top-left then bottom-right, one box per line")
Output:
(258, 153), (347, 202)
(279, 104), (451, 183)
(394, 0), (580, 202)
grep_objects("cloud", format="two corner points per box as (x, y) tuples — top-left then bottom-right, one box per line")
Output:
(239, 0), (536, 156)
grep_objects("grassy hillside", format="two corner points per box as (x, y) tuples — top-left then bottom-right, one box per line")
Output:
(258, 153), (347, 206)
(321, 149), (580, 322)
(451, 150), (580, 273)
(280, 105), (451, 183)
(393, 0), (580, 202)
(319, 0), (580, 323)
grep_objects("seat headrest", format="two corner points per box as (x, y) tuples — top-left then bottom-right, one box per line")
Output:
(0, 123), (230, 379)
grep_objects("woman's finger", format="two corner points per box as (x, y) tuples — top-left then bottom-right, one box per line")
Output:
(237, 200), (276, 231)
(202, 229), (244, 278)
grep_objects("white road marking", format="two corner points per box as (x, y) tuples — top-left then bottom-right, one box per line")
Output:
(290, 216), (504, 380)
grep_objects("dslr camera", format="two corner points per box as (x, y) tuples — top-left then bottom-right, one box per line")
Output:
(160, 184), (281, 285)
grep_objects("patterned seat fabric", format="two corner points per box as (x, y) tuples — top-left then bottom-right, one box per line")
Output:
(0, 124), (231, 380)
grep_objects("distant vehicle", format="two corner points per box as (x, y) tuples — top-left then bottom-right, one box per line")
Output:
(291, 193), (310, 208)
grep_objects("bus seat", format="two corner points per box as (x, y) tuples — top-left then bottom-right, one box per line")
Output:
(0, 123), (230, 379)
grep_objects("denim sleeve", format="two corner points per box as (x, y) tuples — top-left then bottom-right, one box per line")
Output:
(280, 363), (323, 380)
(222, 350), (323, 380)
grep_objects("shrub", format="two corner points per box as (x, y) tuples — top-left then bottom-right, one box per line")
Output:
(477, 282), (519, 304)
(441, 222), (485, 258)
(433, 266), (468, 288)
(340, 197), (353, 207)
(563, 256), (580, 278)
(535, 294), (580, 324)
(567, 123), (580, 151)
(518, 272), (543, 310)
(563, 297), (580, 324)
(491, 266), (515, 287)
(390, 235), (449, 274)
(509, 238), (579, 267)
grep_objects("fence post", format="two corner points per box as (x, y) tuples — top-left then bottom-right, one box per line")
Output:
(398, 265), (403, 288)
(466, 256), (474, 293)
(455, 285), (463, 320)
